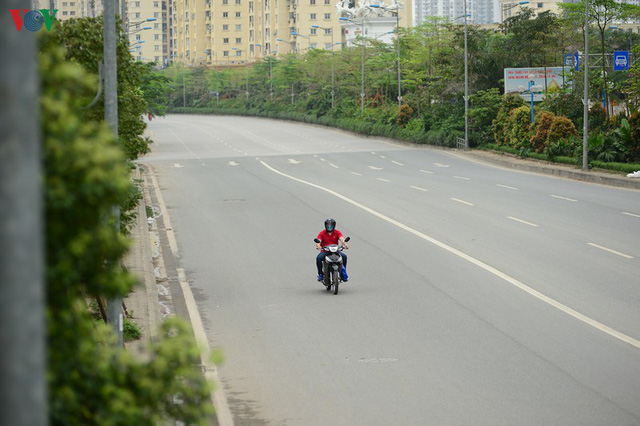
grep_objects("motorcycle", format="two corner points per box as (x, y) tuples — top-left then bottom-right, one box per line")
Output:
(314, 236), (350, 295)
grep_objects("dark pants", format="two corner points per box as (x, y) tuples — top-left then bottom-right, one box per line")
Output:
(316, 252), (347, 275)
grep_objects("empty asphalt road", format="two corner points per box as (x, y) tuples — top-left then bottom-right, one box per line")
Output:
(142, 114), (640, 425)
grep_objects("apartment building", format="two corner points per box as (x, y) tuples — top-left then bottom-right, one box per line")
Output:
(169, 0), (412, 66)
(128, 0), (169, 65)
(413, 0), (498, 25)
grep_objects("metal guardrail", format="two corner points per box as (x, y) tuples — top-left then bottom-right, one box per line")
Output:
(457, 137), (467, 151)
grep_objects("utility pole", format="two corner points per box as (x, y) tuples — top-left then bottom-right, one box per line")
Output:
(104, 0), (124, 347)
(464, 0), (469, 149)
(583, 0), (589, 171)
(0, 0), (47, 423)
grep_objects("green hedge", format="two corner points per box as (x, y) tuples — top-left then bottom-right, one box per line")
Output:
(480, 144), (636, 174)
(169, 107), (458, 148)
(590, 161), (640, 173)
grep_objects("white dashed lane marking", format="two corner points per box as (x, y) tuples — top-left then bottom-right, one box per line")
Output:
(451, 198), (474, 206)
(622, 212), (640, 218)
(392, 161), (404, 166)
(508, 216), (538, 227)
(410, 186), (428, 192)
(551, 195), (578, 202)
(497, 184), (518, 190)
(588, 243), (634, 259)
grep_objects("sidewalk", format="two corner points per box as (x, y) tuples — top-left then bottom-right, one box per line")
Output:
(123, 167), (161, 360)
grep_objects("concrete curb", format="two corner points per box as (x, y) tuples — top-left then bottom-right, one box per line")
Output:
(460, 150), (640, 191)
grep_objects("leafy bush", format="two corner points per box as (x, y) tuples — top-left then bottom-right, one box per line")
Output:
(627, 112), (640, 162)
(509, 106), (532, 149)
(545, 137), (579, 161)
(547, 115), (578, 144)
(396, 104), (414, 127)
(492, 94), (525, 146)
(530, 111), (555, 153)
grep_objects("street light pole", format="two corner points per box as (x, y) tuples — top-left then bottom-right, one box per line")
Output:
(342, 17), (365, 113)
(464, 0), (469, 149)
(396, 11), (401, 107)
(583, 0), (589, 171)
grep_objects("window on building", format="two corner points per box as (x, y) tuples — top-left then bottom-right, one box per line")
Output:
(154, 12), (159, 17)
(223, 24), (229, 30)
(62, 10), (68, 15)
(236, 37), (242, 43)
(136, 34), (141, 40)
(310, 13), (317, 20)
(325, 42), (331, 49)
(236, 24), (242, 30)
(235, 11), (241, 17)
(62, 2), (67, 6)
(223, 0), (228, 4)
(310, 28), (317, 35)
(155, 45), (160, 51)
(537, 2), (543, 7)
(311, 43), (317, 48)
(154, 1), (159, 7)
(324, 13), (330, 19)
(324, 28), (331, 35)
(235, 0), (241, 4)
(223, 51), (229, 56)
(223, 11), (229, 17)
(223, 37), (229, 43)
(135, 12), (141, 18)
(134, 1), (140, 6)
(154, 34), (160, 40)
(324, 0), (330, 4)
(236, 50), (241, 56)
(310, 0), (315, 4)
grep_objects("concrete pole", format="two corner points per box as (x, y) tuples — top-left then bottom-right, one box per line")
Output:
(396, 11), (401, 107)
(464, 0), (469, 149)
(0, 2), (47, 423)
(583, 0), (589, 171)
(104, 0), (124, 347)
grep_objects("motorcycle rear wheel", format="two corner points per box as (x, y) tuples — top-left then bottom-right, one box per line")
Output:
(333, 271), (339, 295)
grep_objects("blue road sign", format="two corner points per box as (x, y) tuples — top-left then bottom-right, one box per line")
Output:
(574, 51), (580, 71)
(564, 53), (573, 67)
(614, 51), (629, 71)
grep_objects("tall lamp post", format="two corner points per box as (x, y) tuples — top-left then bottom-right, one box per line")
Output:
(464, 4), (469, 149)
(311, 25), (336, 108)
(370, 3), (402, 106)
(583, 0), (589, 171)
(340, 16), (366, 113)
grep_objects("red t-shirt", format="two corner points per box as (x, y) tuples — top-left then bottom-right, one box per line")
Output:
(317, 229), (343, 247)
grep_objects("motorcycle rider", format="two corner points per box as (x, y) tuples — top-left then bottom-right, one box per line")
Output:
(315, 218), (349, 282)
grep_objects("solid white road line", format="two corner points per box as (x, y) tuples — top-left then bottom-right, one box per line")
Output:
(551, 195), (578, 202)
(392, 161), (404, 166)
(623, 212), (640, 218)
(451, 198), (474, 206)
(497, 184), (518, 190)
(377, 178), (391, 182)
(508, 216), (539, 227)
(434, 162), (449, 168)
(259, 160), (640, 349)
(178, 268), (234, 426)
(587, 243), (634, 259)
(329, 163), (340, 169)
(454, 176), (471, 180)
(420, 170), (434, 174)
(351, 172), (363, 176)
(410, 185), (428, 192)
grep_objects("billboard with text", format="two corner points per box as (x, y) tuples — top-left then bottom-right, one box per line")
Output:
(504, 67), (566, 102)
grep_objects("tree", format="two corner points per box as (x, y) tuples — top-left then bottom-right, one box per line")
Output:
(562, 0), (640, 118)
(41, 24), (213, 426)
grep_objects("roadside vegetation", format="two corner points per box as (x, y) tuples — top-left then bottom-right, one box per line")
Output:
(163, 1), (640, 173)
(41, 18), (212, 424)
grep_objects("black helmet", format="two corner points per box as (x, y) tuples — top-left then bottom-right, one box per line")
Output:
(324, 218), (336, 232)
